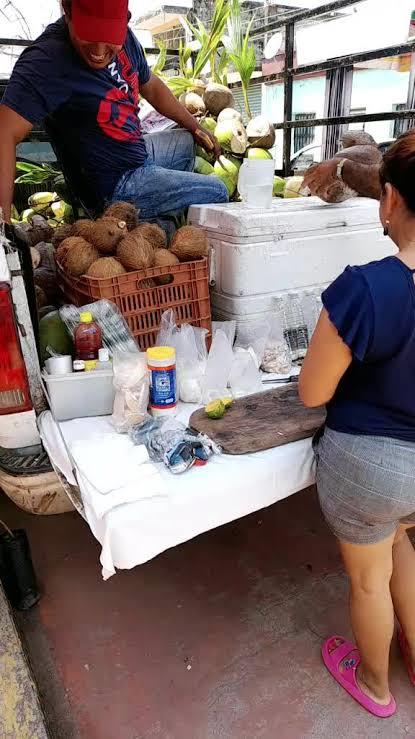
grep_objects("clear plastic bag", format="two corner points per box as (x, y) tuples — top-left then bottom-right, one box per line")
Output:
(202, 329), (234, 404)
(60, 300), (138, 356)
(212, 320), (236, 348)
(235, 320), (271, 368)
(230, 348), (262, 398)
(156, 310), (208, 404)
(111, 351), (149, 433)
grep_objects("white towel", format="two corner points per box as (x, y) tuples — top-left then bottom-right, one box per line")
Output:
(38, 411), (167, 519)
(69, 435), (149, 495)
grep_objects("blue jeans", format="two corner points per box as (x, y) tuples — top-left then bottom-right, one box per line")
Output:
(112, 129), (229, 220)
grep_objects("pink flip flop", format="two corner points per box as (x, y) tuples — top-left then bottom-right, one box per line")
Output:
(398, 629), (415, 687)
(322, 636), (396, 718)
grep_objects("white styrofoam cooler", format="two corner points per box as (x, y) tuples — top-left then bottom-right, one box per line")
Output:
(188, 197), (395, 323)
(42, 370), (115, 422)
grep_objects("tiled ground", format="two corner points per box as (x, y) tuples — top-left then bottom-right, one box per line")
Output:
(2, 486), (415, 739)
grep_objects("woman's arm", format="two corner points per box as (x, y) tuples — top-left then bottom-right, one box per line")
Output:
(299, 308), (352, 408)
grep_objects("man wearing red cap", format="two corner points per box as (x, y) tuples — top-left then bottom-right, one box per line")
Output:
(0, 0), (228, 224)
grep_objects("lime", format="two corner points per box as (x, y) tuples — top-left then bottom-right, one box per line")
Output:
(205, 400), (226, 420)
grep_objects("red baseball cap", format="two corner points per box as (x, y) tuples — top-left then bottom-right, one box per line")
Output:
(72, 0), (129, 46)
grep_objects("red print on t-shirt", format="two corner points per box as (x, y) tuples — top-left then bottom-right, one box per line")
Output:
(97, 50), (141, 142)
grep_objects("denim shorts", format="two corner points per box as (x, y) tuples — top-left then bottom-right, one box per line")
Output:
(314, 428), (415, 545)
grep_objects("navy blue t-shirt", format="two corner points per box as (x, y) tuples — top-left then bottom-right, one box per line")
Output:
(323, 256), (415, 442)
(3, 18), (151, 199)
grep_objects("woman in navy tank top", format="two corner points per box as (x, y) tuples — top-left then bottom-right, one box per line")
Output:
(300, 131), (415, 718)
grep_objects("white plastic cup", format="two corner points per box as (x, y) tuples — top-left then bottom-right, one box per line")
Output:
(238, 159), (275, 209)
(45, 355), (73, 375)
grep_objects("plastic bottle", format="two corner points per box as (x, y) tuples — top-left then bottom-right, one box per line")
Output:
(285, 292), (309, 361)
(147, 347), (177, 418)
(96, 347), (112, 371)
(74, 312), (102, 363)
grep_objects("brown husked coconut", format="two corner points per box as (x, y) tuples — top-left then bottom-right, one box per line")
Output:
(89, 217), (127, 254)
(34, 268), (59, 304)
(35, 285), (48, 309)
(55, 236), (87, 265)
(132, 222), (167, 250)
(30, 247), (41, 270)
(117, 233), (154, 271)
(72, 219), (95, 240)
(52, 223), (73, 248)
(86, 257), (127, 279)
(179, 91), (206, 116)
(203, 83), (235, 117)
(153, 248), (179, 285)
(103, 201), (140, 231)
(170, 226), (209, 261)
(64, 241), (99, 277)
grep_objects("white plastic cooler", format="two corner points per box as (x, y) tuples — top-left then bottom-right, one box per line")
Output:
(188, 197), (395, 324)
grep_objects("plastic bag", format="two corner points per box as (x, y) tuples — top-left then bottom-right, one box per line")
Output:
(212, 320), (236, 347)
(156, 310), (208, 404)
(111, 351), (149, 433)
(230, 348), (262, 398)
(60, 300), (138, 356)
(129, 417), (221, 473)
(202, 329), (234, 404)
(261, 309), (292, 375)
(235, 320), (271, 368)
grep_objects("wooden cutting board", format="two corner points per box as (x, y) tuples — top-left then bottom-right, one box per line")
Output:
(190, 384), (326, 455)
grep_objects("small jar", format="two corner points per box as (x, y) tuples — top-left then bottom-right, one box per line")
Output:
(73, 359), (85, 373)
(147, 346), (177, 418)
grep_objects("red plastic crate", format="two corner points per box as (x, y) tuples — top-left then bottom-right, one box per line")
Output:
(56, 258), (212, 351)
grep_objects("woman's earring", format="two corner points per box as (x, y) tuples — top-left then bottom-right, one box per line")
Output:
(383, 220), (390, 237)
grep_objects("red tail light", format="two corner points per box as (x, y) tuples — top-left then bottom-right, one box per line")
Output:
(0, 282), (32, 415)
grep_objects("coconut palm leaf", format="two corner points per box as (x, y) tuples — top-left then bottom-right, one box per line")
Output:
(151, 40), (167, 76)
(223, 0), (256, 119)
(182, 0), (230, 80)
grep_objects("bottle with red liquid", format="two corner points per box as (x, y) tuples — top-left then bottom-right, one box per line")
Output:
(74, 312), (102, 370)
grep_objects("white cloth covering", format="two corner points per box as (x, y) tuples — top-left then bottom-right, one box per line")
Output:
(38, 413), (167, 520)
(39, 406), (316, 580)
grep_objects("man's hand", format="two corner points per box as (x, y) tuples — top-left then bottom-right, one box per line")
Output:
(302, 159), (338, 199)
(193, 127), (221, 160)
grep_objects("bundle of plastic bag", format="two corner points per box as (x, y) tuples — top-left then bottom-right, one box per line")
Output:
(111, 351), (149, 433)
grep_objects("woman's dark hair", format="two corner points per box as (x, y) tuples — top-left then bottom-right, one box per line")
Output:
(380, 130), (415, 213)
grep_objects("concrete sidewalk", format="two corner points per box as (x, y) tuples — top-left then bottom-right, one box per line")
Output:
(0, 581), (48, 739)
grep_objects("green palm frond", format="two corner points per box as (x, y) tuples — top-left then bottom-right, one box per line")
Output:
(151, 39), (167, 76)
(223, 0), (257, 119)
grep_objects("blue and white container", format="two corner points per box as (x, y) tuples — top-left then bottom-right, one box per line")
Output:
(147, 347), (177, 418)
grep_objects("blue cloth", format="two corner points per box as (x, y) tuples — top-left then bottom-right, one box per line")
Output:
(3, 18), (151, 199)
(323, 256), (415, 442)
(114, 129), (229, 219)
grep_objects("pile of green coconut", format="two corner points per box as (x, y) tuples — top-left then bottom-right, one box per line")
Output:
(180, 83), (304, 200)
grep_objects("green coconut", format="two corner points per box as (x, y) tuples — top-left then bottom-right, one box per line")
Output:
(195, 145), (215, 164)
(273, 176), (285, 197)
(195, 156), (215, 175)
(246, 116), (276, 149)
(200, 116), (217, 134)
(214, 155), (241, 182)
(212, 155), (242, 197)
(217, 108), (243, 125)
(215, 119), (248, 155)
(284, 176), (305, 199)
(246, 148), (274, 161)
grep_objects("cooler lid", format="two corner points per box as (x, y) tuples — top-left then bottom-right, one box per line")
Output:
(188, 197), (380, 239)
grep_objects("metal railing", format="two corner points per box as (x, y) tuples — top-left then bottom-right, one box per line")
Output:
(2, 1), (415, 174)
